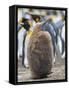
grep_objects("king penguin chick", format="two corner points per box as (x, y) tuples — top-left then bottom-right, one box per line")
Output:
(27, 23), (54, 79)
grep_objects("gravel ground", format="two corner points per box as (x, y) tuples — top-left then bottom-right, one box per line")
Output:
(17, 55), (65, 82)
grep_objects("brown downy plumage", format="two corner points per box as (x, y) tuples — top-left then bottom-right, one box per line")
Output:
(27, 23), (54, 79)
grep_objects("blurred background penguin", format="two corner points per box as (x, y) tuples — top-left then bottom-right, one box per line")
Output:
(18, 12), (33, 68)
